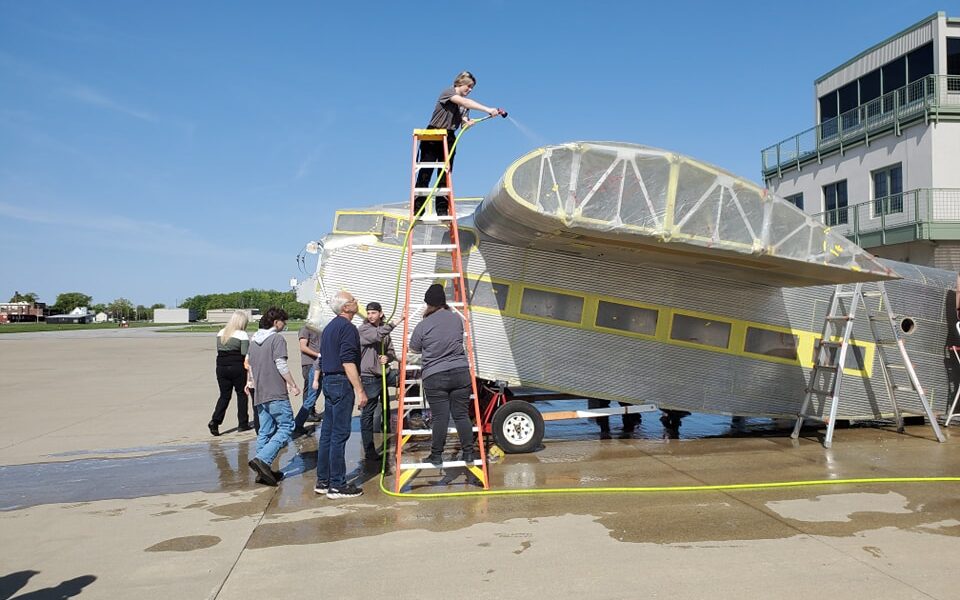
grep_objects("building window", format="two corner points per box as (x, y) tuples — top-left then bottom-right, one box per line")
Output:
(872, 164), (903, 216)
(520, 288), (584, 323)
(595, 301), (658, 335)
(784, 193), (804, 210)
(823, 180), (848, 226)
(744, 327), (799, 360)
(669, 314), (731, 349)
(948, 38), (960, 90)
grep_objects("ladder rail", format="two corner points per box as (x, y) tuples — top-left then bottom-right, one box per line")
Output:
(876, 282), (945, 442)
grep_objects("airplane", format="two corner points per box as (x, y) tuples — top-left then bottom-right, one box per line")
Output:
(295, 141), (959, 451)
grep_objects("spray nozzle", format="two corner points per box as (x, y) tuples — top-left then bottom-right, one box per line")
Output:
(497, 108), (508, 118)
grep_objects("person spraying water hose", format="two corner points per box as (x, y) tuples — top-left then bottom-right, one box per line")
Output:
(414, 70), (507, 217)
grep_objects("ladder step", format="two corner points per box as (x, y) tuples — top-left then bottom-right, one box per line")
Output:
(414, 215), (456, 224)
(862, 291), (883, 297)
(825, 315), (852, 322)
(411, 244), (458, 252)
(401, 426), (480, 435)
(400, 460), (483, 470)
(834, 292), (856, 298)
(410, 272), (461, 280)
(815, 365), (839, 372)
(819, 341), (842, 348)
(806, 388), (833, 396)
(415, 162), (447, 169)
(885, 364), (907, 370)
(413, 187), (451, 196)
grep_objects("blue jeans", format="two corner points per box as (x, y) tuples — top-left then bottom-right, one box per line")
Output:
(255, 398), (295, 466)
(360, 370), (397, 456)
(316, 374), (356, 488)
(295, 364), (321, 430)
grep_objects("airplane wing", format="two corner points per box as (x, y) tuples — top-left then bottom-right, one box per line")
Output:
(474, 142), (899, 287)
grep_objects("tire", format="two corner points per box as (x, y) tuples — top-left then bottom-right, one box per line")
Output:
(491, 400), (544, 454)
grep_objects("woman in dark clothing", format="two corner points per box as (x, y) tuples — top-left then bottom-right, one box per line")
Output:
(209, 310), (252, 436)
(409, 284), (475, 466)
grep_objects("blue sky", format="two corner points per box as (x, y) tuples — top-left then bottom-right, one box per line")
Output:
(0, 0), (948, 307)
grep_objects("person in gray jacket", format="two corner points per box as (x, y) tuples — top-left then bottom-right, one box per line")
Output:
(358, 302), (404, 461)
(246, 307), (301, 486)
(409, 284), (475, 467)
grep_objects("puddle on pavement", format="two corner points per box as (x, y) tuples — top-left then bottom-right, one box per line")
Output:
(0, 407), (837, 513)
(145, 535), (221, 552)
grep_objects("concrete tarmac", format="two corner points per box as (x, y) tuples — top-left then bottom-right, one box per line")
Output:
(2, 329), (960, 599)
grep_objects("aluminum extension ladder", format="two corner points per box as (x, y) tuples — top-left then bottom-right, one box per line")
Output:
(392, 128), (489, 492)
(791, 282), (945, 448)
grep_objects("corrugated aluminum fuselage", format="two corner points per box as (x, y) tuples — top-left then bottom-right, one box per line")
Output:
(308, 224), (958, 421)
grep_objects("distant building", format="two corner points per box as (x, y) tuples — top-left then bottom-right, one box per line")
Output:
(47, 306), (94, 324)
(205, 308), (261, 323)
(0, 301), (46, 322)
(153, 308), (198, 324)
(761, 11), (960, 270)
(94, 312), (109, 323)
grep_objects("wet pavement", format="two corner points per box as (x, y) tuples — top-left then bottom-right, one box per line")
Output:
(3, 332), (960, 599)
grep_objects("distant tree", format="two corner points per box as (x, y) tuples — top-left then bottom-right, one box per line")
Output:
(91, 303), (108, 315)
(135, 304), (153, 321)
(8, 291), (40, 303)
(52, 292), (93, 314)
(180, 289), (306, 320)
(150, 303), (166, 310)
(108, 297), (135, 319)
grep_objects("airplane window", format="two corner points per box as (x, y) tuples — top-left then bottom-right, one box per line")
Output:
(670, 314), (731, 348)
(468, 280), (509, 311)
(520, 288), (584, 323)
(595, 301), (658, 335)
(814, 342), (866, 371)
(744, 327), (799, 360)
(335, 213), (383, 234)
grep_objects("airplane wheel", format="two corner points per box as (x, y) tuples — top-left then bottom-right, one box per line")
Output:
(491, 400), (544, 454)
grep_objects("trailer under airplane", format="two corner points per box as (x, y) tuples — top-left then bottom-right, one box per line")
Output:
(297, 142), (959, 449)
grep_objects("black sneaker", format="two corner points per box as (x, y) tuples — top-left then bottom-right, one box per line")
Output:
(237, 422), (253, 432)
(314, 481), (329, 495)
(305, 411), (322, 423)
(292, 427), (307, 439)
(460, 450), (477, 464)
(208, 421), (220, 437)
(425, 452), (444, 468)
(256, 470), (283, 486)
(248, 458), (277, 486)
(327, 484), (363, 499)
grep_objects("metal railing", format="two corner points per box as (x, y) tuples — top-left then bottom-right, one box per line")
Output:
(762, 75), (960, 174)
(811, 188), (960, 243)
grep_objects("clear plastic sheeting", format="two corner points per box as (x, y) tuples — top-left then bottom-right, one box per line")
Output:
(475, 142), (899, 287)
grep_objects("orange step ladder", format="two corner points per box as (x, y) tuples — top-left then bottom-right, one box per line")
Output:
(393, 128), (489, 492)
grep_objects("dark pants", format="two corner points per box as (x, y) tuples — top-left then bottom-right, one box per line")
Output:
(211, 363), (250, 426)
(588, 398), (641, 432)
(316, 374), (356, 488)
(414, 130), (457, 216)
(360, 370), (398, 457)
(423, 367), (473, 455)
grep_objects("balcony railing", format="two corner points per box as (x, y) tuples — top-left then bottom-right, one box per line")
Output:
(810, 188), (960, 246)
(762, 75), (960, 175)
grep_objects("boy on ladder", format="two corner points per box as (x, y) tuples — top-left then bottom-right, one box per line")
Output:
(414, 70), (505, 216)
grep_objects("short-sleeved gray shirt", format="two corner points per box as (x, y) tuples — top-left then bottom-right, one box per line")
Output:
(298, 325), (321, 366)
(427, 86), (468, 130)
